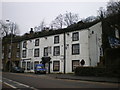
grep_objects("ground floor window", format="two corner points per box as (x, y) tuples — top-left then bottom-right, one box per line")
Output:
(72, 60), (80, 72)
(34, 61), (39, 69)
(27, 62), (30, 70)
(53, 61), (60, 71)
(22, 62), (26, 70)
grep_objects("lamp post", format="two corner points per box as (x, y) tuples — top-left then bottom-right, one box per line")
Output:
(0, 22), (3, 71)
(6, 20), (14, 72)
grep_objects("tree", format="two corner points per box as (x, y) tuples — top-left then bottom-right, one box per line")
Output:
(63, 12), (79, 26)
(34, 19), (46, 32)
(97, 7), (106, 20)
(51, 14), (64, 29)
(82, 16), (97, 23)
(106, 0), (120, 16)
(0, 20), (19, 37)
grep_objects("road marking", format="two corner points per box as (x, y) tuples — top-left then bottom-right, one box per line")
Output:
(3, 77), (39, 90)
(3, 82), (17, 88)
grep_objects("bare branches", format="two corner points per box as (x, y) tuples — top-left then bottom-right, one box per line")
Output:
(0, 20), (19, 37)
(51, 12), (79, 29)
(64, 12), (79, 26)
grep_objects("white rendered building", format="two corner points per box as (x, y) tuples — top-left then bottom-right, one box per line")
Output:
(20, 21), (102, 73)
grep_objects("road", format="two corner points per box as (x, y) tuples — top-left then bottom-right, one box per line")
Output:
(2, 72), (120, 89)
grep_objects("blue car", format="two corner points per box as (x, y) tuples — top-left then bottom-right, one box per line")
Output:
(34, 64), (46, 74)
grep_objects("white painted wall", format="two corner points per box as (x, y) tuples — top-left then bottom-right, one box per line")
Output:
(88, 22), (102, 66)
(20, 22), (102, 73)
(65, 30), (89, 73)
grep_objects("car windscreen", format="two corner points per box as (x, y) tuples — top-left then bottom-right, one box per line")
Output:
(36, 66), (44, 69)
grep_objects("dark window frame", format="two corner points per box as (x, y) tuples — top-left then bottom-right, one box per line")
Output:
(16, 51), (20, 58)
(23, 41), (27, 48)
(72, 43), (80, 55)
(72, 32), (79, 41)
(34, 48), (39, 57)
(44, 47), (48, 56)
(35, 39), (39, 46)
(53, 46), (60, 56)
(54, 36), (59, 44)
(22, 50), (26, 58)
(72, 60), (80, 72)
(53, 61), (60, 71)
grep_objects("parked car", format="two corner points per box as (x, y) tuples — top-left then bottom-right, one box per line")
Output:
(34, 64), (46, 74)
(11, 67), (24, 73)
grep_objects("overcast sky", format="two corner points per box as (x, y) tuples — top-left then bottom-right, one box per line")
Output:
(2, 1), (109, 35)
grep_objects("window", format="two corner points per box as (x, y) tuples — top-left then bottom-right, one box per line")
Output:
(53, 46), (60, 56)
(72, 44), (80, 55)
(35, 39), (39, 46)
(27, 62), (30, 70)
(44, 47), (48, 56)
(16, 51), (20, 58)
(22, 50), (26, 58)
(54, 36), (59, 44)
(8, 52), (11, 58)
(17, 43), (20, 48)
(34, 61), (39, 69)
(115, 28), (119, 39)
(22, 62), (26, 70)
(72, 60), (80, 72)
(34, 48), (39, 57)
(72, 32), (79, 41)
(23, 41), (27, 48)
(8, 45), (11, 52)
(53, 61), (60, 71)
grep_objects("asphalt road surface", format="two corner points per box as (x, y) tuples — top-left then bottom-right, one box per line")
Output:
(2, 72), (120, 89)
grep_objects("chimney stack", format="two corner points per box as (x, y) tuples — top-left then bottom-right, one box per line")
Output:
(30, 28), (34, 34)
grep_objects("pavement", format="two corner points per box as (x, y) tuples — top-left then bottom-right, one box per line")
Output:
(47, 73), (120, 83)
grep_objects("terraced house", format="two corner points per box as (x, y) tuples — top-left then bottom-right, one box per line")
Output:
(20, 21), (102, 73)
(2, 35), (21, 71)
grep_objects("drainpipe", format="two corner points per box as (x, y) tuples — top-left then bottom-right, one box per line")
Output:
(63, 32), (66, 74)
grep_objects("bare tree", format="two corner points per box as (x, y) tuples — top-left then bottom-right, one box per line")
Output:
(63, 12), (79, 26)
(82, 16), (97, 23)
(0, 20), (19, 36)
(51, 14), (64, 29)
(34, 19), (46, 32)
(97, 7), (106, 20)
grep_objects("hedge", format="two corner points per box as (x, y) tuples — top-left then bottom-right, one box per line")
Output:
(75, 67), (106, 76)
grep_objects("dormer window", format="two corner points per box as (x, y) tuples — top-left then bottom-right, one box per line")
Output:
(35, 39), (39, 46)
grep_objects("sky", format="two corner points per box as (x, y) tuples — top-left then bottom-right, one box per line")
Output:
(1, 0), (109, 35)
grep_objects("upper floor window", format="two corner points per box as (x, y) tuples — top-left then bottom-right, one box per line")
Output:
(72, 44), (80, 55)
(44, 47), (48, 56)
(54, 36), (59, 44)
(35, 39), (39, 46)
(23, 41), (27, 48)
(22, 50), (26, 58)
(34, 48), (39, 57)
(8, 52), (11, 58)
(72, 32), (79, 41)
(17, 43), (20, 48)
(53, 46), (60, 56)
(16, 51), (20, 58)
(115, 28), (119, 39)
